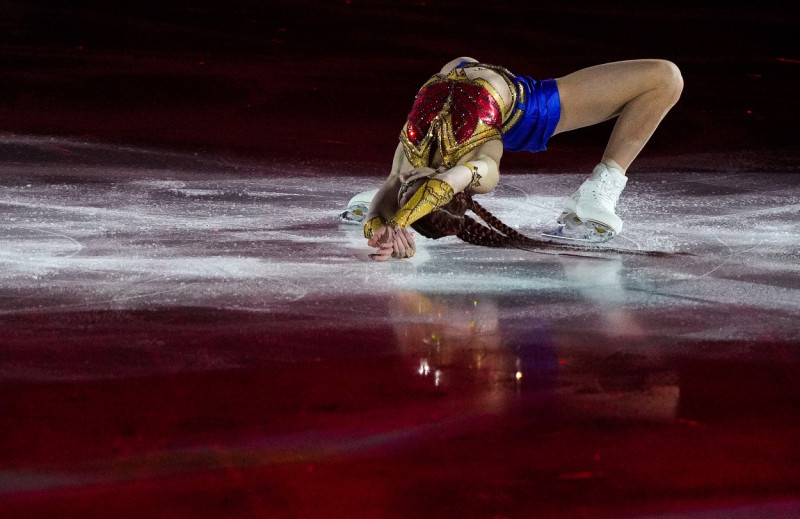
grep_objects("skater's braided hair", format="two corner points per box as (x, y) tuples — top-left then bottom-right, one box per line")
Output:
(398, 178), (675, 257)
(403, 181), (565, 252)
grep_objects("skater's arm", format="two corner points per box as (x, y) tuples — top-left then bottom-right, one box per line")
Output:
(364, 143), (422, 261)
(365, 144), (441, 223)
(431, 139), (502, 194)
(365, 143), (405, 224)
(364, 143), (428, 241)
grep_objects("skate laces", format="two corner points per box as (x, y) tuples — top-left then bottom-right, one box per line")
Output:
(587, 171), (621, 208)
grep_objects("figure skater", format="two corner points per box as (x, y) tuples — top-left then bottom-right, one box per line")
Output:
(345, 57), (682, 261)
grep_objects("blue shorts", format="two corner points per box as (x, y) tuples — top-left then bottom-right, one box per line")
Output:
(502, 77), (561, 153)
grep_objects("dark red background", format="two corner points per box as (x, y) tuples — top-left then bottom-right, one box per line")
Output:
(1, 1), (799, 518)
(3, 1), (798, 169)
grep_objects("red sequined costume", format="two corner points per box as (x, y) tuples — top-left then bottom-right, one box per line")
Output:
(399, 64), (520, 169)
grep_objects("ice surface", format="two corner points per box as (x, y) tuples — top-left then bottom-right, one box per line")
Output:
(2, 134), (798, 342)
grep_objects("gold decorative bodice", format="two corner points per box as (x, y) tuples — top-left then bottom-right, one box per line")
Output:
(399, 64), (518, 168)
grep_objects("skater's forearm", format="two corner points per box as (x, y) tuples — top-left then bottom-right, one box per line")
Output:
(366, 143), (406, 222)
(366, 176), (401, 222)
(433, 158), (496, 193)
(441, 139), (502, 194)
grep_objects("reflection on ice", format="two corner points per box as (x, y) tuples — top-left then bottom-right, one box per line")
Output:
(387, 289), (680, 422)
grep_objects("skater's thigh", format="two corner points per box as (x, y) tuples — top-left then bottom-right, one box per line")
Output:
(553, 60), (675, 135)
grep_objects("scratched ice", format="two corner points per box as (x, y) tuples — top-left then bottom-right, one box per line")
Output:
(1, 134), (799, 351)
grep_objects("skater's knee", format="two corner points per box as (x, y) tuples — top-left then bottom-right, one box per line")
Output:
(653, 60), (683, 105)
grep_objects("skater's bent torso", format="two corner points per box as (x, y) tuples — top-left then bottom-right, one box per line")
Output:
(399, 60), (562, 171)
(371, 58), (562, 223)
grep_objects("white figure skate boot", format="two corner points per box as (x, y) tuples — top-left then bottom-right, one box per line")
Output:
(557, 163), (627, 241)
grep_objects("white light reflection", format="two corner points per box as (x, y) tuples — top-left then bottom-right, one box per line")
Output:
(418, 359), (430, 376)
(417, 359), (440, 386)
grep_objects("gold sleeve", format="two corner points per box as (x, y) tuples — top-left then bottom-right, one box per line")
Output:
(363, 216), (386, 239)
(388, 178), (454, 229)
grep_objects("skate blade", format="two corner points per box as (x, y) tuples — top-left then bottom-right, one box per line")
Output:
(542, 221), (616, 244)
(583, 220), (617, 242)
(339, 205), (368, 224)
(556, 212), (581, 227)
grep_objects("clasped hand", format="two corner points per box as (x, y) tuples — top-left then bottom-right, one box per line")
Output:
(367, 225), (416, 261)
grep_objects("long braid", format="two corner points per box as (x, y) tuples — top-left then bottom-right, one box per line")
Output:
(414, 190), (557, 250)
(456, 215), (509, 247)
(461, 192), (574, 252)
(469, 196), (525, 242)
(408, 186), (673, 257)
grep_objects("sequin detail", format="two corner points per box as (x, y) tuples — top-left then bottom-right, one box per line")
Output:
(389, 178), (455, 228)
(400, 64), (516, 169)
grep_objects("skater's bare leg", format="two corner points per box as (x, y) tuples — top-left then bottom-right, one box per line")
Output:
(553, 60), (683, 172)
